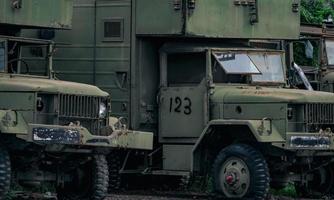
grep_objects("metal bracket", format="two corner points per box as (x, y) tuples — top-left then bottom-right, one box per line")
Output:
(292, 1), (300, 13)
(12, 0), (22, 9)
(234, 0), (258, 25)
(188, 0), (196, 10)
(173, 0), (182, 10)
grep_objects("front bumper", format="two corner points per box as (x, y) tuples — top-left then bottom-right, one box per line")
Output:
(27, 124), (153, 150)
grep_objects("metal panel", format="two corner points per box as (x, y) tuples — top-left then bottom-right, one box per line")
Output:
(136, 0), (184, 35)
(51, 0), (131, 119)
(186, 0), (300, 39)
(136, 0), (300, 39)
(159, 85), (207, 139)
(163, 144), (193, 171)
(0, 0), (73, 29)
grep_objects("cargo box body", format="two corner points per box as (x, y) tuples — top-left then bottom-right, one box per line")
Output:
(0, 0), (73, 29)
(136, 0), (300, 39)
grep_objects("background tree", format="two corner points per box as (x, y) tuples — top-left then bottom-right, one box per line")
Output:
(301, 0), (334, 24)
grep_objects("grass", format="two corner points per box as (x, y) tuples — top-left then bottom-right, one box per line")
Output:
(271, 183), (298, 198)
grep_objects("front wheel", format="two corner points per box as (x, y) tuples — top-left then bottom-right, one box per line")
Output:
(212, 144), (270, 199)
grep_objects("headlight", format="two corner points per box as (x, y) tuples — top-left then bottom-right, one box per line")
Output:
(99, 102), (107, 118)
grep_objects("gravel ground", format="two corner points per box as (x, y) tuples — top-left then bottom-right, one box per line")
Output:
(106, 194), (203, 200)
(105, 194), (321, 200)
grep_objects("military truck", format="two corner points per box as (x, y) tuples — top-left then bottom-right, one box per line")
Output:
(24, 0), (334, 199)
(0, 1), (153, 199)
(289, 23), (334, 93)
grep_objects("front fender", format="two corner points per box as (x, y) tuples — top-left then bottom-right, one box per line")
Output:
(191, 119), (285, 173)
(0, 110), (29, 135)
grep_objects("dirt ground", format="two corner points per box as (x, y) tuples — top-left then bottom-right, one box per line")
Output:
(105, 194), (322, 200)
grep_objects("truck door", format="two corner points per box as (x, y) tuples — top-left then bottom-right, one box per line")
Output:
(159, 49), (209, 143)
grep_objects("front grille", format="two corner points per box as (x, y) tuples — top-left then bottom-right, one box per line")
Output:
(59, 94), (104, 119)
(58, 94), (107, 135)
(304, 104), (334, 124)
(303, 103), (334, 132)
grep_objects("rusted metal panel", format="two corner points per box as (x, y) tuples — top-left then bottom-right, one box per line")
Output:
(0, 0), (73, 29)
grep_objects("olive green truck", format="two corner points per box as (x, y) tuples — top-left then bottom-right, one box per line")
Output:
(0, 1), (153, 199)
(21, 0), (334, 199)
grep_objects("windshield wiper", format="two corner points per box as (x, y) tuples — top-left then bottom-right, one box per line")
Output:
(293, 63), (314, 91)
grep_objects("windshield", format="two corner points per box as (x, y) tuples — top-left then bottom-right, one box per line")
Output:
(325, 39), (334, 65)
(212, 51), (285, 84)
(213, 52), (261, 74)
(250, 53), (285, 82)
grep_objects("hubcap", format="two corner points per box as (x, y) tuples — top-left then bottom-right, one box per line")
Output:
(219, 157), (250, 198)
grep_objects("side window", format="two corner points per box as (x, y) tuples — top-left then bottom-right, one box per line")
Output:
(103, 19), (124, 42)
(167, 53), (206, 86)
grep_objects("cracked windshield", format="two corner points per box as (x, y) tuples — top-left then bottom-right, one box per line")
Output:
(213, 52), (285, 83)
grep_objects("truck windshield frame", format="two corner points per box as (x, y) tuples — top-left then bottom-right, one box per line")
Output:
(212, 50), (286, 84)
(0, 35), (54, 78)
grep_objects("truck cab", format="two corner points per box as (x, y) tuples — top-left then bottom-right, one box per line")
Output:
(0, 0), (153, 198)
(160, 43), (334, 198)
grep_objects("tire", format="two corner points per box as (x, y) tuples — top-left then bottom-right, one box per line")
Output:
(92, 155), (109, 200)
(58, 155), (109, 200)
(108, 152), (122, 192)
(296, 164), (334, 198)
(0, 147), (11, 200)
(212, 144), (270, 200)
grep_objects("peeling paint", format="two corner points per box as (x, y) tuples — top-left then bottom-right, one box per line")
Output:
(32, 127), (80, 144)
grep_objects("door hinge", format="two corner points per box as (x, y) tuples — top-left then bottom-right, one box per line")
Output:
(292, 1), (300, 13)
(173, 0), (182, 10)
(234, 0), (258, 25)
(188, 0), (196, 10)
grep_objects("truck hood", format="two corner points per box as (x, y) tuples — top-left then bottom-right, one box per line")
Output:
(211, 85), (334, 104)
(0, 74), (108, 96)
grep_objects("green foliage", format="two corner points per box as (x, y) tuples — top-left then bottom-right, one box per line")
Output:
(301, 0), (334, 24)
(293, 41), (320, 67)
(270, 183), (297, 198)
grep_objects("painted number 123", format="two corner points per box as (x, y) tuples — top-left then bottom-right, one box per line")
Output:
(169, 97), (192, 115)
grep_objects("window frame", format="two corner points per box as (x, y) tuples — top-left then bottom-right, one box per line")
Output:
(102, 18), (124, 42)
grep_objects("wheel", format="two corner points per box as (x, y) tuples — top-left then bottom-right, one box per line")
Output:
(58, 155), (109, 200)
(296, 165), (334, 198)
(92, 155), (109, 200)
(212, 144), (270, 199)
(0, 147), (11, 200)
(108, 152), (122, 192)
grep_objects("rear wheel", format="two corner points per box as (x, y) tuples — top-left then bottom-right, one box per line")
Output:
(0, 147), (11, 200)
(212, 144), (269, 199)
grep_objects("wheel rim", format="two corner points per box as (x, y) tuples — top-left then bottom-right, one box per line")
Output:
(219, 157), (250, 198)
